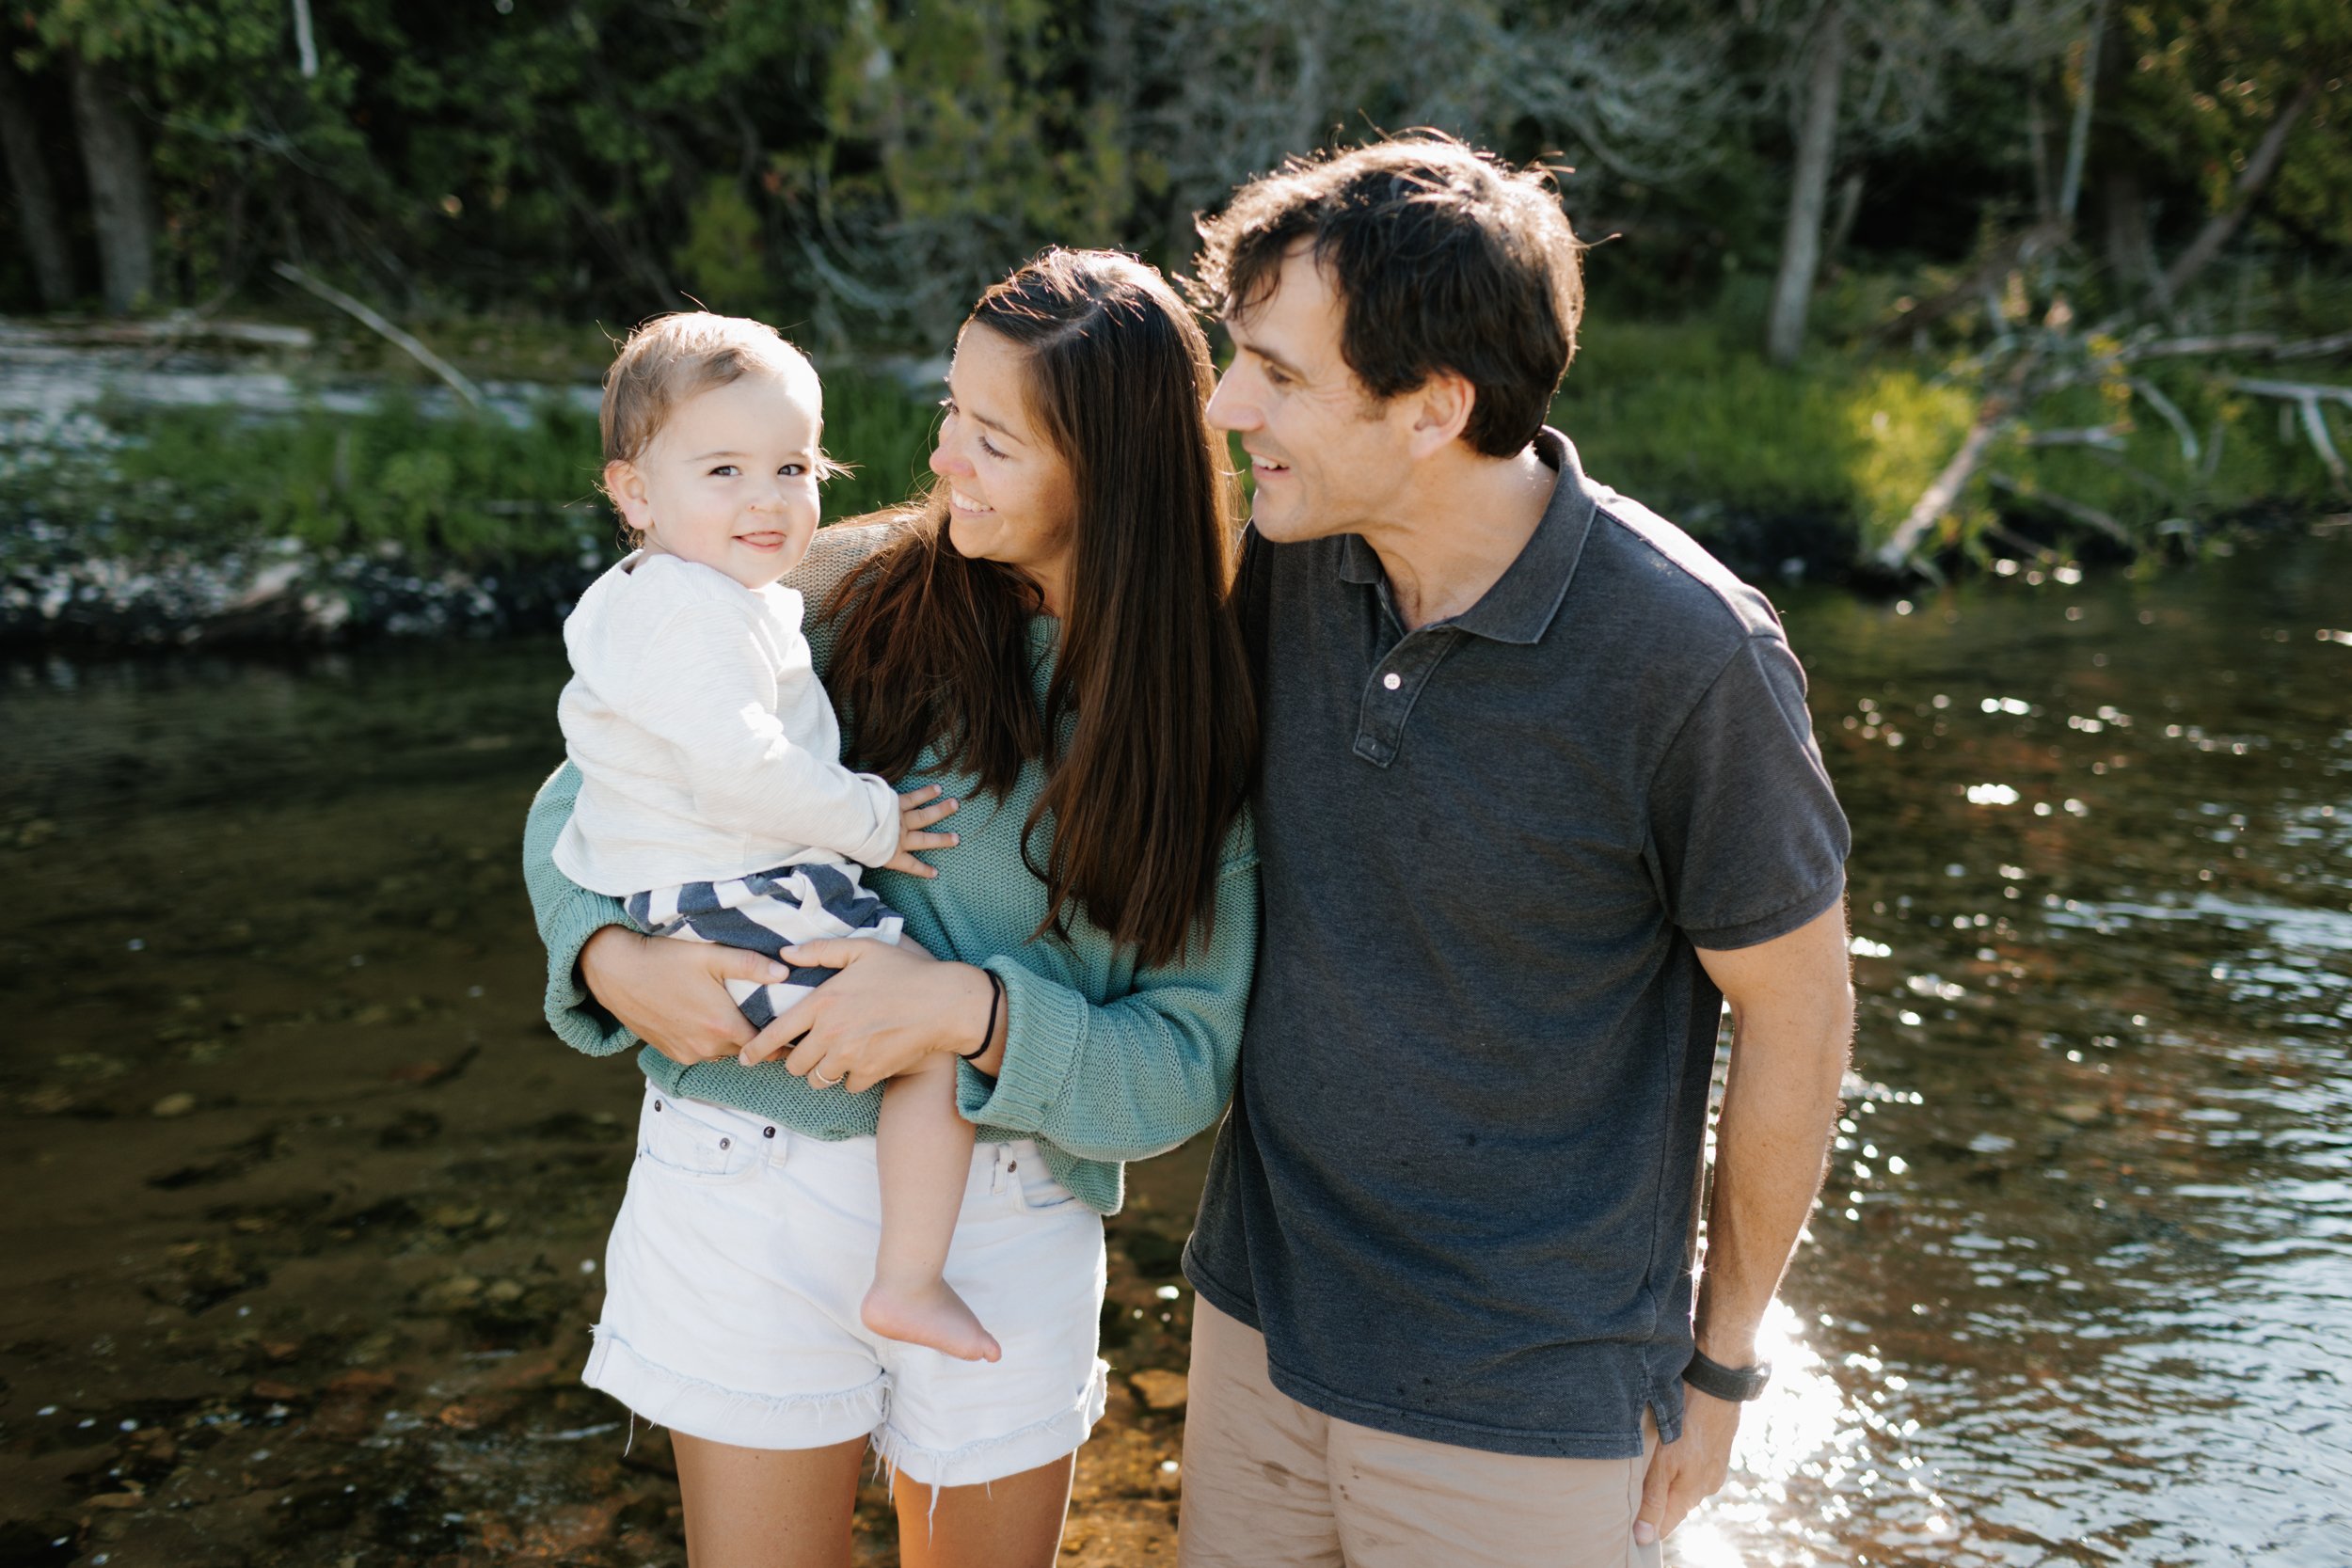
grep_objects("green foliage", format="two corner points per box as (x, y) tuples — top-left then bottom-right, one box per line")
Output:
(66, 396), (608, 562)
(673, 181), (771, 317)
(1559, 316), (1979, 551)
(0, 368), (943, 566)
(2115, 0), (2352, 247)
(1553, 306), (2342, 557)
(816, 369), (943, 520)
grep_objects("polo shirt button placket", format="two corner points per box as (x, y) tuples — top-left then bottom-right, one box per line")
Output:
(1354, 634), (1447, 768)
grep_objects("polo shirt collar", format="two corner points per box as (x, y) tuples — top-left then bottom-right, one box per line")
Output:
(1334, 427), (1595, 645)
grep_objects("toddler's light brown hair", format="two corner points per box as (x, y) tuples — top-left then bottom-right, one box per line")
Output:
(599, 312), (838, 543)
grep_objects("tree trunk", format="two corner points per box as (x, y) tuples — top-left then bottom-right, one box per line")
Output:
(68, 55), (161, 313)
(0, 54), (75, 309)
(2100, 167), (2155, 293)
(1824, 168), (1865, 267)
(2154, 69), (2323, 309)
(2055, 0), (2106, 223)
(1766, 0), (1844, 367)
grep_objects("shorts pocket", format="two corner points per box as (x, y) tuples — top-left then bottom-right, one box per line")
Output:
(1010, 1158), (1084, 1215)
(637, 1096), (764, 1183)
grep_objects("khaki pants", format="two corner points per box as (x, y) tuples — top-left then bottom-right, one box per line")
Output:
(1177, 1299), (1663, 1568)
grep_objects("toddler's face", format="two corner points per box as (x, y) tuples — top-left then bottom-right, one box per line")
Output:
(608, 371), (825, 590)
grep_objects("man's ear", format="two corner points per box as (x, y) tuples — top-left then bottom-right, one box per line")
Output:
(1404, 370), (1477, 461)
(605, 459), (653, 534)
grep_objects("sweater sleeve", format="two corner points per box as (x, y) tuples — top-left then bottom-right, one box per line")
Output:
(521, 760), (642, 1057)
(954, 818), (1259, 1162)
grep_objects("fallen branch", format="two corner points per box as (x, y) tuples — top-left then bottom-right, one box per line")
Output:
(2120, 329), (2352, 364)
(2224, 375), (2352, 409)
(2154, 70), (2325, 309)
(1985, 471), (2136, 550)
(2022, 423), (2127, 451)
(2269, 330), (2352, 362)
(1875, 352), (2045, 571)
(2122, 331), (2281, 362)
(1981, 518), (2059, 562)
(2126, 377), (2200, 465)
(272, 260), (485, 409)
(1878, 420), (2010, 569)
(2297, 399), (2347, 489)
(2228, 375), (2352, 484)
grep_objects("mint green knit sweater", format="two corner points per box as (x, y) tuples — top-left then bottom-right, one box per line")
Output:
(520, 523), (1257, 1215)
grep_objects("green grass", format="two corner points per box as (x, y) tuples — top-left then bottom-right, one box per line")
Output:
(1, 367), (944, 570)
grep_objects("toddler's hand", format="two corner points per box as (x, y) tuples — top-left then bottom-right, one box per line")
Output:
(884, 784), (960, 879)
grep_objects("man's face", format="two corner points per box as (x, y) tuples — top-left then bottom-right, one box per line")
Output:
(1205, 245), (1416, 543)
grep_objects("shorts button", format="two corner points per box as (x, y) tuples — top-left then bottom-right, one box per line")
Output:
(1007, 1159), (1018, 1172)
(719, 1137), (731, 1149)
(762, 1126), (776, 1139)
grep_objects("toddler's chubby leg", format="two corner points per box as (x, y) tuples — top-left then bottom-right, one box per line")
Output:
(862, 1055), (1000, 1363)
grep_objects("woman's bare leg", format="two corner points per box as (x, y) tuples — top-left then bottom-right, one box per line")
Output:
(670, 1431), (869, 1568)
(892, 1453), (1076, 1568)
(861, 1054), (999, 1362)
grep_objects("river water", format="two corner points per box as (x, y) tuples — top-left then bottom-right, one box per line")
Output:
(4, 528), (2347, 1567)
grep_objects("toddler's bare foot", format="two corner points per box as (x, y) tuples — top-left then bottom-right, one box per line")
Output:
(863, 1276), (1001, 1363)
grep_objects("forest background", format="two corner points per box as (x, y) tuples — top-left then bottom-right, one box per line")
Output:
(5, 0), (2351, 641)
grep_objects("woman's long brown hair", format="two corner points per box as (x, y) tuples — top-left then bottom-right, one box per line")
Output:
(823, 249), (1255, 968)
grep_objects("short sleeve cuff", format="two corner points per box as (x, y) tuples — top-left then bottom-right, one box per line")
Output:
(1680, 867), (1846, 953)
(957, 958), (1086, 1131)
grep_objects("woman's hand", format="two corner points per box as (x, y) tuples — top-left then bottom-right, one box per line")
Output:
(882, 784), (961, 879)
(580, 927), (789, 1068)
(743, 939), (1000, 1092)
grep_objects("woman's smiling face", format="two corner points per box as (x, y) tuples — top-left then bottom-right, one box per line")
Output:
(929, 324), (1078, 617)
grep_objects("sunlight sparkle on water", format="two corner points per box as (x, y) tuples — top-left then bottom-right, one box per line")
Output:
(1673, 1300), (1954, 1567)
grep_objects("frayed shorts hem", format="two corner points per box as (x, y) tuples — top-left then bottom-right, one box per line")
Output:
(876, 1358), (1110, 1489)
(583, 1324), (886, 1450)
(583, 1328), (1107, 1486)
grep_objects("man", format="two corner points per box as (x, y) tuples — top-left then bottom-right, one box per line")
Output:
(1176, 135), (1855, 1567)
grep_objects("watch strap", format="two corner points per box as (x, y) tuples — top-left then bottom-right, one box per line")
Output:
(1682, 1346), (1772, 1402)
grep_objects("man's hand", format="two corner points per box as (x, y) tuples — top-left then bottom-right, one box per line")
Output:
(579, 927), (786, 1067)
(1634, 1387), (1741, 1546)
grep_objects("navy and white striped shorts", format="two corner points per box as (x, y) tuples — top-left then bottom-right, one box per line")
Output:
(624, 861), (904, 1033)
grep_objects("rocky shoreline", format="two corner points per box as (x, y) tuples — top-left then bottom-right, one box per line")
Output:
(0, 519), (605, 649)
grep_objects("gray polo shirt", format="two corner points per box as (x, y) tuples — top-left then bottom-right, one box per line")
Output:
(1184, 428), (1849, 1459)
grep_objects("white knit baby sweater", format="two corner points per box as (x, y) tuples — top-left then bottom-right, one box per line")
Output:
(552, 550), (900, 895)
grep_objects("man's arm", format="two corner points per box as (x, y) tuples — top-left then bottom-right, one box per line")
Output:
(1635, 899), (1853, 1545)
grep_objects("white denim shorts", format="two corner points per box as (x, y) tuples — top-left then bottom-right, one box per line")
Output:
(583, 1085), (1109, 1487)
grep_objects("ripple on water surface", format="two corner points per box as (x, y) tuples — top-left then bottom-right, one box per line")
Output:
(1683, 533), (2352, 1568)
(2, 534), (2349, 1566)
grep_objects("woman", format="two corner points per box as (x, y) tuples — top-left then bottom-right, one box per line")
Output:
(518, 247), (1257, 1568)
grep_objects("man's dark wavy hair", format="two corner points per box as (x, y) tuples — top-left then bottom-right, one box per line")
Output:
(1189, 132), (1584, 458)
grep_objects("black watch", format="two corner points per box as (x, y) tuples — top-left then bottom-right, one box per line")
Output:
(1682, 1347), (1771, 1402)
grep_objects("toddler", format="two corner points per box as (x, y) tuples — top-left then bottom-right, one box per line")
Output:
(553, 312), (1000, 1363)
